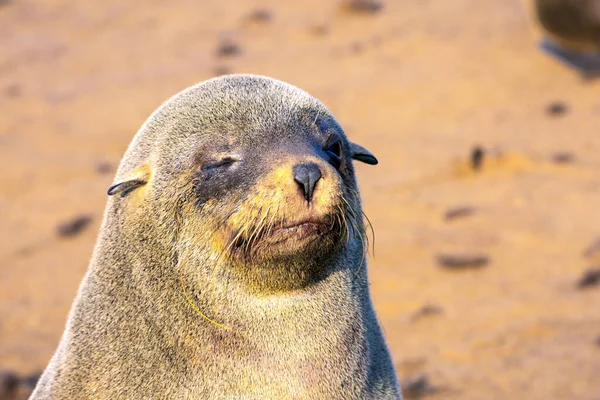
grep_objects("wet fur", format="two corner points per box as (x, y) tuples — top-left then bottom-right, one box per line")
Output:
(31, 75), (401, 399)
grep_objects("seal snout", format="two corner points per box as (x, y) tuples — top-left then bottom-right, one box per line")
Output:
(292, 162), (322, 202)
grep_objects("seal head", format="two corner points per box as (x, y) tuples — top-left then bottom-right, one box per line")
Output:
(108, 74), (377, 293)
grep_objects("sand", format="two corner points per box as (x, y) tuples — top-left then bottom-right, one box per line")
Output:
(1, 0), (599, 398)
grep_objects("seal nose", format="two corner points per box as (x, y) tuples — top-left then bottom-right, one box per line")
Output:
(293, 163), (322, 202)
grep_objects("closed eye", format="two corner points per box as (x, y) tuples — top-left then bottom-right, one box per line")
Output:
(201, 156), (239, 171)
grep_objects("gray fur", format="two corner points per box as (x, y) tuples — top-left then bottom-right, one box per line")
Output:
(31, 75), (401, 399)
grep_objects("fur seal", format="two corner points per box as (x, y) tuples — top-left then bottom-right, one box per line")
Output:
(31, 74), (401, 399)
(534, 0), (600, 51)
(533, 0), (600, 71)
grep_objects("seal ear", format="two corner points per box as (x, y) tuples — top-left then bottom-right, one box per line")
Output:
(350, 142), (378, 165)
(107, 165), (150, 196)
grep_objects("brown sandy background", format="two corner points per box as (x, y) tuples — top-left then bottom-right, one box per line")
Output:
(1, 0), (599, 399)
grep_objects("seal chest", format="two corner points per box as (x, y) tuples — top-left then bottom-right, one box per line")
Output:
(31, 74), (402, 399)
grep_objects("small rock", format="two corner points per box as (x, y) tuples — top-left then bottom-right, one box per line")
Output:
(311, 24), (330, 36)
(56, 215), (92, 237)
(402, 374), (438, 399)
(216, 37), (241, 58)
(436, 253), (489, 270)
(3, 84), (21, 98)
(550, 152), (576, 164)
(342, 0), (384, 14)
(95, 162), (114, 175)
(470, 146), (485, 171)
(546, 101), (568, 117)
(444, 206), (476, 221)
(577, 267), (600, 289)
(350, 42), (364, 54)
(246, 8), (272, 23)
(0, 370), (19, 396)
(410, 304), (443, 321)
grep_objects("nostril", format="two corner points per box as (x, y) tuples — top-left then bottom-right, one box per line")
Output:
(293, 163), (322, 202)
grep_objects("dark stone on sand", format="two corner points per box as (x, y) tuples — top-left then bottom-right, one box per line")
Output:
(216, 38), (241, 57)
(3, 84), (21, 98)
(546, 101), (568, 116)
(436, 253), (489, 269)
(246, 8), (272, 23)
(56, 215), (92, 237)
(550, 152), (576, 164)
(576, 267), (600, 289)
(311, 24), (330, 36)
(471, 146), (485, 171)
(444, 206), (476, 221)
(343, 0), (384, 14)
(350, 42), (364, 53)
(0, 369), (40, 399)
(0, 370), (19, 396)
(410, 304), (443, 321)
(402, 374), (438, 398)
(95, 161), (114, 174)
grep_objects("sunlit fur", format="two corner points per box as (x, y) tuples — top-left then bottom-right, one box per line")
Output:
(31, 75), (401, 399)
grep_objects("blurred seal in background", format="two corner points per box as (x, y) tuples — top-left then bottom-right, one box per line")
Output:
(533, 0), (600, 73)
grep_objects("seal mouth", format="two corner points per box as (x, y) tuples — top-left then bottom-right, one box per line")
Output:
(226, 214), (342, 261)
(263, 219), (333, 244)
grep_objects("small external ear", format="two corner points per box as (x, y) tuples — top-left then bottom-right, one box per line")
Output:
(107, 179), (147, 196)
(350, 142), (378, 165)
(107, 165), (151, 196)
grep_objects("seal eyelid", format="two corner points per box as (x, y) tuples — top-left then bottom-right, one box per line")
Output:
(201, 156), (240, 171)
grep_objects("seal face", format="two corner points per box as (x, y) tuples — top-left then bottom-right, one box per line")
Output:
(193, 118), (349, 291)
(32, 75), (401, 400)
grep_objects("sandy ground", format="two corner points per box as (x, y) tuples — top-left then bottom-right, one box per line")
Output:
(1, 0), (600, 399)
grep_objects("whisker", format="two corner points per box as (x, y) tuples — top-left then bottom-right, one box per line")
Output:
(341, 191), (375, 257)
(360, 209), (376, 258)
(243, 205), (264, 254)
(265, 203), (280, 239)
(335, 204), (350, 244)
(339, 194), (369, 281)
(351, 223), (368, 281)
(248, 204), (273, 256)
